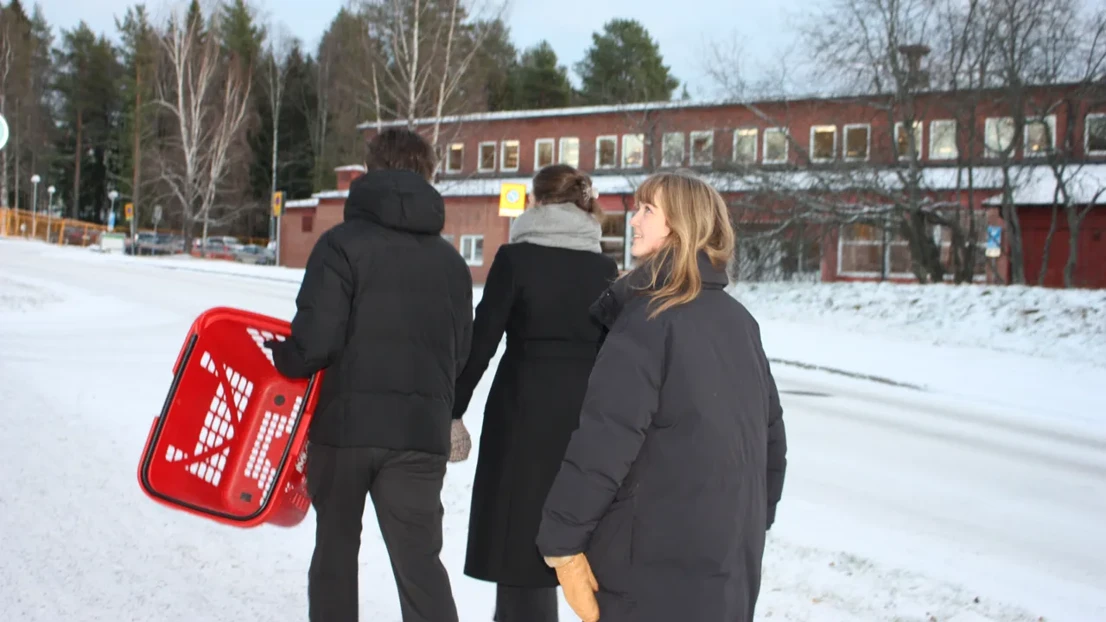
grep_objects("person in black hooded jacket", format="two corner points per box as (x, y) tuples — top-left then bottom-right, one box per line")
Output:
(536, 170), (787, 622)
(266, 128), (473, 622)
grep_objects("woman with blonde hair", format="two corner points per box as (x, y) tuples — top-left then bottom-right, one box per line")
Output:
(536, 170), (788, 622)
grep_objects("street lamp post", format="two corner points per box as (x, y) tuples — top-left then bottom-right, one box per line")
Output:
(30, 174), (41, 239)
(46, 185), (56, 243)
(108, 189), (119, 233)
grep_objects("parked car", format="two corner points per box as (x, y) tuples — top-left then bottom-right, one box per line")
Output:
(235, 244), (275, 265)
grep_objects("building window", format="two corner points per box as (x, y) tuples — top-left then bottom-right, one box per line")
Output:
(733, 128), (757, 163)
(984, 117), (1015, 158)
(501, 140), (520, 172)
(460, 235), (484, 266)
(810, 125), (837, 162)
(1025, 115), (1057, 156)
(690, 131), (714, 166)
(929, 120), (958, 160)
(446, 143), (464, 173)
(301, 215), (314, 233)
(534, 138), (555, 170)
(479, 142), (497, 172)
(559, 137), (580, 168)
(837, 221), (912, 278)
(622, 134), (645, 168)
(764, 128), (788, 164)
(661, 132), (685, 167)
(1086, 114), (1106, 155)
(895, 121), (924, 159)
(441, 234), (455, 246)
(596, 135), (617, 169)
(843, 124), (870, 161)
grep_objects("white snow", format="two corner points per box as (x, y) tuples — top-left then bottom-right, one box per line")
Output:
(2, 237), (1106, 621)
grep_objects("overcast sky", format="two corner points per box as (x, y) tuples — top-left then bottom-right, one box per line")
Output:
(41, 0), (812, 98)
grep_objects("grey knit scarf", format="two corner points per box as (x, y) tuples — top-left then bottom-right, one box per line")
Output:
(508, 202), (603, 253)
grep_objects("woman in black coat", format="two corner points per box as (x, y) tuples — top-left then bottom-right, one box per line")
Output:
(452, 164), (620, 622)
(535, 170), (788, 622)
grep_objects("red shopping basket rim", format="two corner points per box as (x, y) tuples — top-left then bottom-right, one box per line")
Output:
(138, 332), (318, 524)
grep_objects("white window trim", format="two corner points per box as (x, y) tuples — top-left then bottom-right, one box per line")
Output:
(621, 134), (645, 169)
(928, 119), (958, 161)
(895, 121), (924, 160)
(558, 137), (580, 167)
(460, 234), (484, 266)
(534, 138), (555, 170)
(690, 131), (714, 166)
(500, 140), (520, 173)
(595, 135), (618, 169)
(661, 132), (685, 167)
(842, 123), (871, 162)
(984, 117), (1015, 158)
(809, 125), (837, 163)
(1086, 113), (1106, 156)
(763, 128), (789, 164)
(733, 128), (757, 163)
(1024, 115), (1057, 157)
(445, 143), (464, 173)
(478, 141), (497, 172)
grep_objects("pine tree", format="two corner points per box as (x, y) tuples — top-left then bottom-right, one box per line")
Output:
(516, 41), (571, 109)
(576, 19), (680, 104)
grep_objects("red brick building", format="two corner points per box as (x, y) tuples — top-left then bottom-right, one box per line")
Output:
(280, 84), (1106, 288)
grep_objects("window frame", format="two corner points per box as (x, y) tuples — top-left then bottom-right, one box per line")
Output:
(895, 120), (924, 160)
(621, 134), (645, 169)
(500, 140), (520, 173)
(928, 119), (958, 161)
(843, 123), (871, 162)
(984, 117), (1015, 158)
(595, 135), (618, 169)
(1024, 115), (1057, 157)
(763, 128), (789, 164)
(534, 138), (556, 170)
(661, 132), (685, 167)
(809, 124), (838, 162)
(1086, 113), (1106, 156)
(445, 142), (464, 173)
(478, 141), (497, 172)
(690, 130), (714, 166)
(559, 137), (580, 168)
(733, 128), (758, 164)
(460, 234), (484, 266)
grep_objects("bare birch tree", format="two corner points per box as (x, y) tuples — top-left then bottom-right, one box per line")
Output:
(0, 10), (14, 209)
(358, 0), (507, 145)
(155, 9), (252, 245)
(261, 25), (293, 237)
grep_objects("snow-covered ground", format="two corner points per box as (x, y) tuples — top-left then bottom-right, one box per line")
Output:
(2, 238), (1105, 622)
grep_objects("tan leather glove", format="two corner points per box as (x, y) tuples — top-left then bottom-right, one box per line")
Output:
(449, 419), (471, 463)
(545, 553), (599, 622)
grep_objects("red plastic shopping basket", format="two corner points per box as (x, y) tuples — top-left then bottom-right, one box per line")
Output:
(137, 307), (323, 528)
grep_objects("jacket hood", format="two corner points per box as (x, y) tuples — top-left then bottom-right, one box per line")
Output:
(343, 169), (445, 234)
(591, 251), (730, 329)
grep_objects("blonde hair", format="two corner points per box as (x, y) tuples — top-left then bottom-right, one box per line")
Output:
(632, 171), (735, 318)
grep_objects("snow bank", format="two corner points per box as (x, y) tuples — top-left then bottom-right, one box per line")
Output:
(732, 280), (1106, 368)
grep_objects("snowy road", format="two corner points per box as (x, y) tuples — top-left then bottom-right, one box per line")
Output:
(1, 239), (1104, 622)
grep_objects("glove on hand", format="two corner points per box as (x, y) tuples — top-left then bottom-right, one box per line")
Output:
(449, 419), (472, 463)
(546, 553), (599, 622)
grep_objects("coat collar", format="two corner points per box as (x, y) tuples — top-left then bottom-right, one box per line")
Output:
(589, 251), (729, 329)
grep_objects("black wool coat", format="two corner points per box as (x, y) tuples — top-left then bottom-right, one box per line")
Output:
(269, 169), (473, 456)
(453, 242), (619, 587)
(536, 253), (788, 622)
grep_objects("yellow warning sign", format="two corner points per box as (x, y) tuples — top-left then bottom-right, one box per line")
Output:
(271, 191), (284, 217)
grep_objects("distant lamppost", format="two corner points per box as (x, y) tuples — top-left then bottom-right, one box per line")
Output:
(30, 174), (41, 239)
(108, 189), (119, 233)
(46, 183), (56, 242)
(46, 185), (57, 242)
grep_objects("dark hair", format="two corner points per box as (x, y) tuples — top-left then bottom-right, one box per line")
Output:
(532, 164), (603, 219)
(365, 128), (437, 180)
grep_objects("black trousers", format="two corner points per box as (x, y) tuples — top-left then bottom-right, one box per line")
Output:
(492, 584), (558, 622)
(306, 444), (458, 622)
